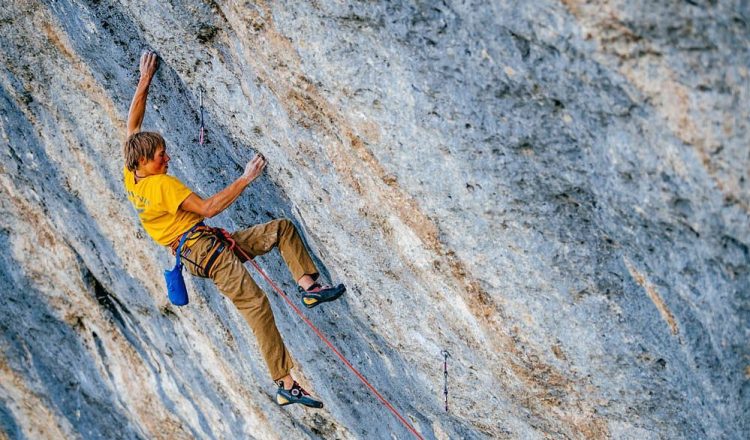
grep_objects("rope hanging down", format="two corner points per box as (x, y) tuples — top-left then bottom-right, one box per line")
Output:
(226, 237), (424, 439)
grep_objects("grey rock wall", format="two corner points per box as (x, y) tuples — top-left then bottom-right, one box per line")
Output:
(0, 0), (747, 439)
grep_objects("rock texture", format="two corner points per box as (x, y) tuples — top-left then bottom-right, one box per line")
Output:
(0, 1), (748, 439)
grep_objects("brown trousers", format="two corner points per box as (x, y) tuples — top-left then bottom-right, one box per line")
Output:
(181, 218), (318, 381)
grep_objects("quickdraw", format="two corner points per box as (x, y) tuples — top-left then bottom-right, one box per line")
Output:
(441, 349), (450, 412)
(198, 86), (206, 145)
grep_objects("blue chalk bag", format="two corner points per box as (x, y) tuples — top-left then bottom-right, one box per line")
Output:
(164, 222), (202, 306)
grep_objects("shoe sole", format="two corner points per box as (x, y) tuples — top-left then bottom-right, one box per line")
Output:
(276, 394), (324, 408)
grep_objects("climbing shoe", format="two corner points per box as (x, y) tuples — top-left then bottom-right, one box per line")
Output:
(300, 283), (346, 308)
(276, 381), (324, 408)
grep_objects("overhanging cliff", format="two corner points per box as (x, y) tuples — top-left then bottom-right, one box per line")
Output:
(0, 1), (748, 438)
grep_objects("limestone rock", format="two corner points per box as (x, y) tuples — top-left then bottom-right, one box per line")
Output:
(0, 1), (747, 438)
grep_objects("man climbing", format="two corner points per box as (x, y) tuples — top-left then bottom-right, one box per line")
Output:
(122, 50), (345, 408)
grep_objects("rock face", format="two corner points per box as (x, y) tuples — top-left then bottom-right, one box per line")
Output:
(0, 1), (748, 438)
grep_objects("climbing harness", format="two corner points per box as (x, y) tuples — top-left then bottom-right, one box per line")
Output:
(198, 86), (206, 145)
(441, 350), (450, 412)
(206, 226), (424, 439)
(169, 224), (226, 277)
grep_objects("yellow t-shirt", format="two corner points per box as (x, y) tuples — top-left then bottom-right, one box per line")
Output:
(123, 167), (204, 246)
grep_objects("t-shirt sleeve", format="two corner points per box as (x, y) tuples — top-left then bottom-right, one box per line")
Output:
(158, 175), (194, 214)
(123, 166), (134, 193)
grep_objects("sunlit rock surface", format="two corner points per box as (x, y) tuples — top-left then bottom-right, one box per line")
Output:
(0, 1), (748, 438)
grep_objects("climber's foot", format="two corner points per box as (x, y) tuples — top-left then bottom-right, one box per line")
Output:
(300, 283), (345, 309)
(276, 381), (324, 408)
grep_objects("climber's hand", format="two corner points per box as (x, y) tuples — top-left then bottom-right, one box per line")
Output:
(140, 50), (159, 82)
(127, 51), (159, 136)
(243, 154), (267, 183)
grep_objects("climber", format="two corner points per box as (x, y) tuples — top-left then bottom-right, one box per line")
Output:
(121, 50), (345, 408)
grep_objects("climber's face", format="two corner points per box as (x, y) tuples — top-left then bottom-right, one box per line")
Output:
(139, 143), (170, 176)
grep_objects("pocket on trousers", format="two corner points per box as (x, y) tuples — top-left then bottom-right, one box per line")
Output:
(183, 238), (213, 278)
(200, 241), (227, 278)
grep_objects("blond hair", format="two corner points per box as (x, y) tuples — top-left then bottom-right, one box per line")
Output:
(123, 132), (165, 171)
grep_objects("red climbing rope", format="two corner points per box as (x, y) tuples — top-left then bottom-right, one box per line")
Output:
(228, 242), (424, 439)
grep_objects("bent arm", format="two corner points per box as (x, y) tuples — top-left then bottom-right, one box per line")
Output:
(181, 175), (251, 218)
(127, 51), (159, 137)
(180, 155), (267, 218)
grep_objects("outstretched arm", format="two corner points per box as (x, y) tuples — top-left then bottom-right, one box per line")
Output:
(127, 51), (159, 137)
(180, 155), (268, 218)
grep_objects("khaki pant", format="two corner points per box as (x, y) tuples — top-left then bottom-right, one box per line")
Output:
(181, 218), (318, 381)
